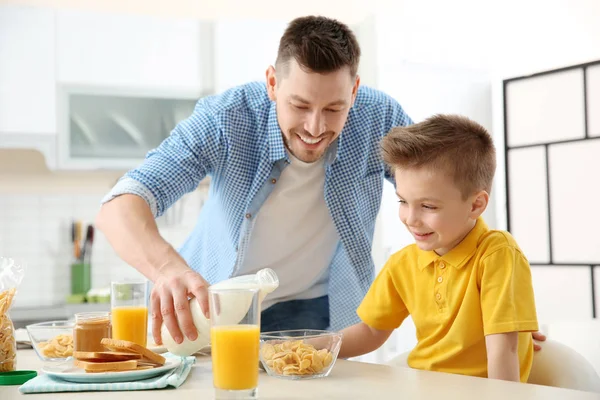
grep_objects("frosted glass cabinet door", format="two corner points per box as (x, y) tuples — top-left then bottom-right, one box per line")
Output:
(530, 266), (593, 322)
(549, 141), (600, 264)
(506, 69), (585, 147)
(507, 147), (550, 263)
(587, 64), (600, 137)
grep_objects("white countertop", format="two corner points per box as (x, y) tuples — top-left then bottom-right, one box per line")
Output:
(2, 350), (600, 399)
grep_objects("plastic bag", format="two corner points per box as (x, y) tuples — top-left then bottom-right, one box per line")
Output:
(0, 257), (25, 372)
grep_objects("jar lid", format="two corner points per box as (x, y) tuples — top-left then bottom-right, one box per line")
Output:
(75, 311), (111, 323)
(0, 370), (37, 385)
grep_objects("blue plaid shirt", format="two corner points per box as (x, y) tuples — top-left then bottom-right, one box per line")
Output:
(104, 81), (412, 330)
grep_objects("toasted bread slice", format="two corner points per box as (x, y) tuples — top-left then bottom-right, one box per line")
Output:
(74, 359), (138, 372)
(100, 338), (166, 366)
(73, 351), (142, 362)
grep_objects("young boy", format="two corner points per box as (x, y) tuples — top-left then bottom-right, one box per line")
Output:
(339, 114), (539, 383)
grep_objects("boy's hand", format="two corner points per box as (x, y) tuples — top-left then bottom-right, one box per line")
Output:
(532, 331), (546, 351)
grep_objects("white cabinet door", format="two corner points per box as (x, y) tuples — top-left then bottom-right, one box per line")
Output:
(56, 10), (211, 92)
(214, 19), (287, 93)
(0, 6), (56, 135)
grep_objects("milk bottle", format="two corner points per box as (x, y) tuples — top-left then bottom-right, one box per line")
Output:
(161, 268), (279, 356)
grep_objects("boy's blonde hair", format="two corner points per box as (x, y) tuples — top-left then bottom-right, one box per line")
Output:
(381, 114), (496, 199)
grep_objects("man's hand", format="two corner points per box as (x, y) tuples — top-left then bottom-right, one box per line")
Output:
(532, 331), (546, 351)
(151, 263), (210, 346)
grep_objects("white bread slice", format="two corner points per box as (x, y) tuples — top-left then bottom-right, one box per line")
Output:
(74, 359), (138, 372)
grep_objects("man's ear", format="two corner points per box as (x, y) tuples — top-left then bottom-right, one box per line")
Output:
(266, 65), (277, 101)
(351, 75), (360, 106)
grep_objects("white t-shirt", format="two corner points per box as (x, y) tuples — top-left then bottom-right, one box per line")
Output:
(236, 152), (339, 310)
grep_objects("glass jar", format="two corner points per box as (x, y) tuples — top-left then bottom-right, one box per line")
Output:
(73, 312), (111, 353)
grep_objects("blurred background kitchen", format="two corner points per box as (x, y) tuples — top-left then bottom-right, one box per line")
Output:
(1, 0), (599, 371)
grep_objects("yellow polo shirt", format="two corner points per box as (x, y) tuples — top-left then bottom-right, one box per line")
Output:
(357, 218), (538, 382)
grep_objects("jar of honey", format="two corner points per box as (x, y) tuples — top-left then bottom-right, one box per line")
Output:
(73, 312), (111, 352)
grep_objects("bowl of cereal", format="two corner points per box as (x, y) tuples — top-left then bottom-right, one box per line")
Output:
(259, 329), (342, 380)
(26, 320), (75, 361)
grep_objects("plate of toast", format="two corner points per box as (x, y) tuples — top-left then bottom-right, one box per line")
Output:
(42, 338), (181, 384)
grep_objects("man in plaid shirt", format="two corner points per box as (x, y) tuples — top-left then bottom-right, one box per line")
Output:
(97, 15), (545, 351)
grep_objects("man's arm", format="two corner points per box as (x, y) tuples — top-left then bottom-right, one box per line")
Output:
(97, 103), (225, 345)
(96, 194), (209, 345)
(485, 332), (520, 381)
(339, 322), (393, 359)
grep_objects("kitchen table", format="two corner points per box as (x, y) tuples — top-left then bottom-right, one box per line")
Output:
(2, 349), (599, 399)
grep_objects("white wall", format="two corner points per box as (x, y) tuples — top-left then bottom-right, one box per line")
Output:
(0, 150), (208, 308)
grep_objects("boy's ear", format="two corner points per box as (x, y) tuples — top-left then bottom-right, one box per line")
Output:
(469, 190), (489, 219)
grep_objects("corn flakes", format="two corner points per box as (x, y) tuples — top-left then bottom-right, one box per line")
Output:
(261, 340), (334, 376)
(0, 288), (16, 372)
(38, 334), (74, 359)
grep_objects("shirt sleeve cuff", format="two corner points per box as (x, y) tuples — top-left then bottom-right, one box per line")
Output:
(356, 306), (399, 331)
(101, 177), (159, 217)
(484, 320), (540, 336)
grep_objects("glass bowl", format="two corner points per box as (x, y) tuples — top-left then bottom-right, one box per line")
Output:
(26, 320), (75, 361)
(259, 329), (342, 380)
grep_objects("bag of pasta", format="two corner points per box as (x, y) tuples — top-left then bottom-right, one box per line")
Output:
(0, 257), (25, 372)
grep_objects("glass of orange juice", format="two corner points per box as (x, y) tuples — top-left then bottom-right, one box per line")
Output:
(209, 286), (261, 400)
(110, 280), (149, 347)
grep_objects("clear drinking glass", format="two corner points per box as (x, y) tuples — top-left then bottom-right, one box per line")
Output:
(110, 280), (149, 347)
(209, 286), (261, 400)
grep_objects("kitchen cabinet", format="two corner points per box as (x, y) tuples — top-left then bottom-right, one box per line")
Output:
(56, 10), (213, 92)
(56, 87), (199, 170)
(53, 10), (214, 170)
(0, 5), (56, 136)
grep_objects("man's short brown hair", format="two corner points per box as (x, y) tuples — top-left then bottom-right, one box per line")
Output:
(276, 16), (361, 76)
(381, 114), (496, 199)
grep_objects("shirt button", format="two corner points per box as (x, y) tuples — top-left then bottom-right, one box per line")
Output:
(245, 213), (252, 219)
(271, 178), (277, 184)
(437, 276), (443, 283)
(436, 293), (442, 300)
(439, 262), (446, 269)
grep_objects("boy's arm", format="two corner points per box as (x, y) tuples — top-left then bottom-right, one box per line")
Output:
(339, 322), (394, 359)
(479, 244), (539, 381)
(345, 256), (407, 359)
(485, 332), (520, 381)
